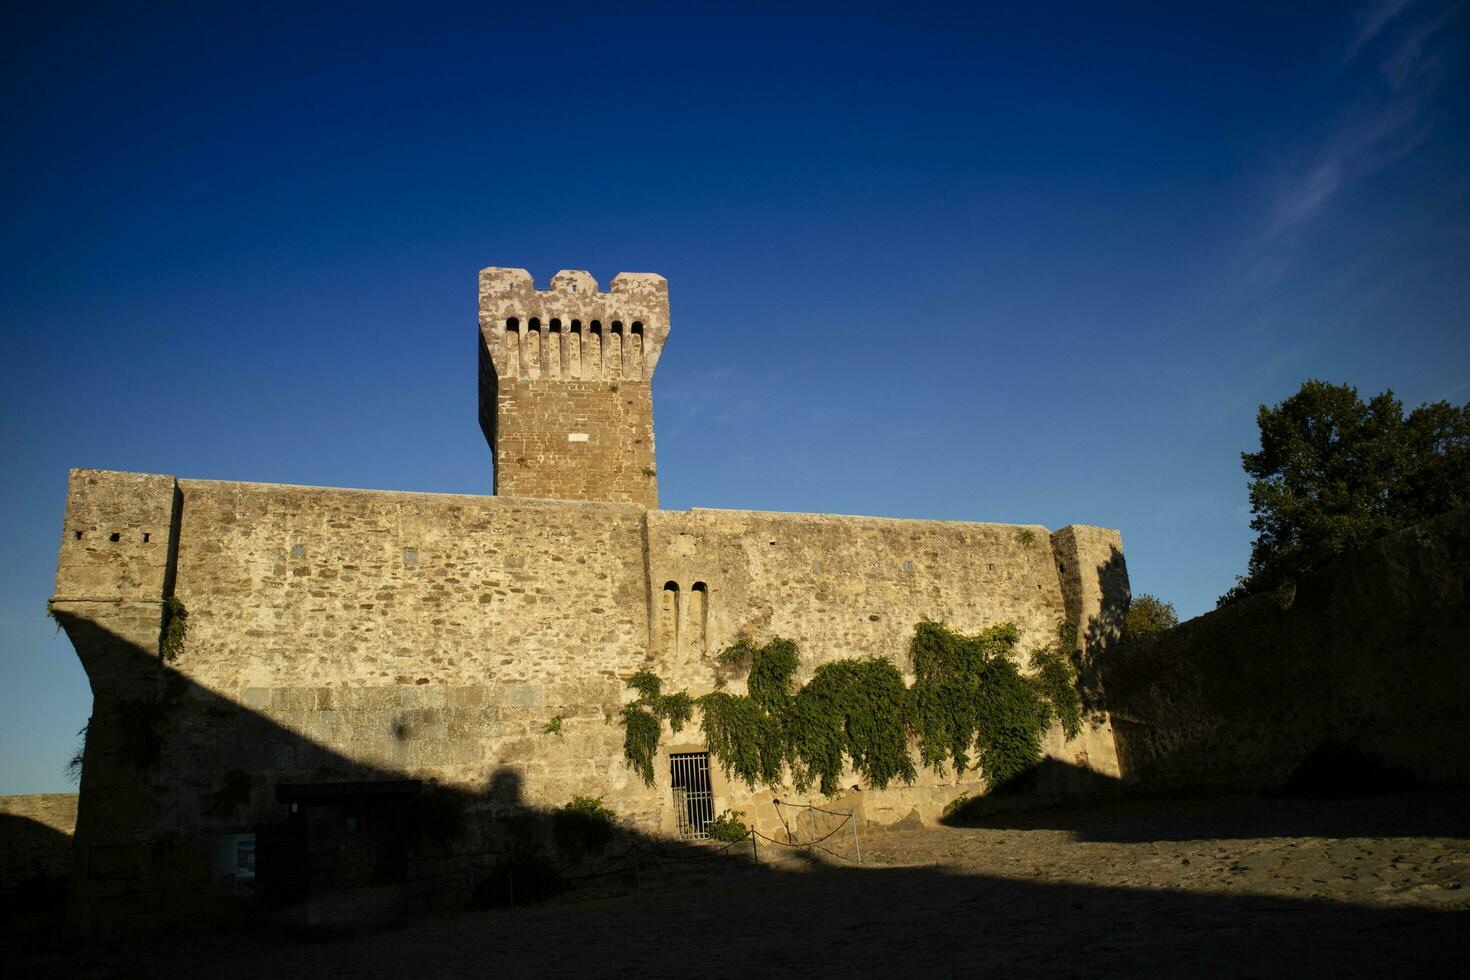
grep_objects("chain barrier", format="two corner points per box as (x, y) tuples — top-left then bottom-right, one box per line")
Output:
(550, 799), (863, 892)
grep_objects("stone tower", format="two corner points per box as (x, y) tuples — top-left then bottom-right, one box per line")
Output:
(478, 268), (669, 507)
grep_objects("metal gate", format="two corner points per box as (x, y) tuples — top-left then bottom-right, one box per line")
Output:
(670, 752), (714, 840)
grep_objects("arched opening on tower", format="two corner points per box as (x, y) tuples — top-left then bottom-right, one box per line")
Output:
(629, 321), (645, 379)
(505, 317), (522, 377)
(660, 581), (680, 658)
(690, 581), (708, 657)
(526, 318), (542, 379)
(568, 320), (583, 378)
(588, 320), (604, 379)
(548, 318), (563, 378)
(608, 322), (624, 380)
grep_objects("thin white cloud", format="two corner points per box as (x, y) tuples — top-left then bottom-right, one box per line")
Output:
(1266, 100), (1421, 237)
(1266, 2), (1458, 239)
(1380, 2), (1460, 89)
(1348, 0), (1414, 59)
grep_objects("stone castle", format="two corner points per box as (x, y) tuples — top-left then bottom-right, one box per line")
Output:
(51, 267), (1128, 932)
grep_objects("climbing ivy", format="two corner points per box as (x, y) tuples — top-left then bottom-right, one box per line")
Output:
(1028, 621), (1083, 741)
(619, 621), (1085, 796)
(622, 670), (698, 785)
(789, 657), (915, 794)
(909, 621), (1023, 774)
(699, 688), (787, 788)
(620, 705), (661, 785)
(909, 620), (1083, 789)
(745, 637), (798, 711)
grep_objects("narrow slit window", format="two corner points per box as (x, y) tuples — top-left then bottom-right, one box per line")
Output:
(690, 582), (709, 657)
(660, 581), (680, 657)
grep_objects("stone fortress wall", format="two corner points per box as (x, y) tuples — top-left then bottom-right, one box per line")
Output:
(55, 471), (1123, 828)
(51, 267), (1128, 931)
(1104, 507), (1470, 793)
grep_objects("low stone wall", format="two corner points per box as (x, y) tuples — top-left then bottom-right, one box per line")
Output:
(0, 794), (77, 888)
(1103, 509), (1470, 793)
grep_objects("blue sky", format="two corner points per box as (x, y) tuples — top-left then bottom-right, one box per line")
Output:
(2, 1), (1466, 793)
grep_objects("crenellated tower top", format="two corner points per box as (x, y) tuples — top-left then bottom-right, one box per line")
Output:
(477, 268), (669, 507)
(478, 268), (670, 382)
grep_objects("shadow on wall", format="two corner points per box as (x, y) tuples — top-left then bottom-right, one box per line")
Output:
(12, 610), (1463, 974)
(1078, 544), (1129, 714)
(939, 758), (1126, 824)
(53, 608), (782, 937)
(948, 783), (1470, 845)
(0, 814), (72, 932)
(1096, 508), (1470, 795)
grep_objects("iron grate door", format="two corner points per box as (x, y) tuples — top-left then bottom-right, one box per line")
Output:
(670, 752), (714, 840)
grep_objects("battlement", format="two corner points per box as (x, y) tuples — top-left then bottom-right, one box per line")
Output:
(478, 268), (670, 383)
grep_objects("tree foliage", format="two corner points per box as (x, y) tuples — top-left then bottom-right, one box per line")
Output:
(1122, 594), (1178, 642)
(1224, 381), (1470, 604)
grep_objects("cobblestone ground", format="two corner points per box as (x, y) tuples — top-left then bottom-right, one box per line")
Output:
(19, 790), (1469, 978)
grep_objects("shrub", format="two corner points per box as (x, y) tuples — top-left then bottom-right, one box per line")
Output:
(706, 809), (750, 843)
(552, 795), (615, 859)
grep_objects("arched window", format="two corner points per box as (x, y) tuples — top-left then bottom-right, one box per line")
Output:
(690, 582), (709, 656)
(660, 581), (680, 657)
(566, 320), (583, 377)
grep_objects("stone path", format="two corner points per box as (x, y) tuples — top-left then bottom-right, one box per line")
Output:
(18, 790), (1469, 978)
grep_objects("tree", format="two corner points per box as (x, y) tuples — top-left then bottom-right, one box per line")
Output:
(1221, 380), (1470, 605)
(1123, 594), (1178, 641)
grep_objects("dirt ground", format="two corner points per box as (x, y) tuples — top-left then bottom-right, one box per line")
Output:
(14, 789), (1469, 978)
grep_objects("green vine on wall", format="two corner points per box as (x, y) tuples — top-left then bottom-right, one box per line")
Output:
(161, 596), (188, 662)
(620, 620), (1086, 795)
(621, 669), (695, 785)
(1028, 621), (1083, 741)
